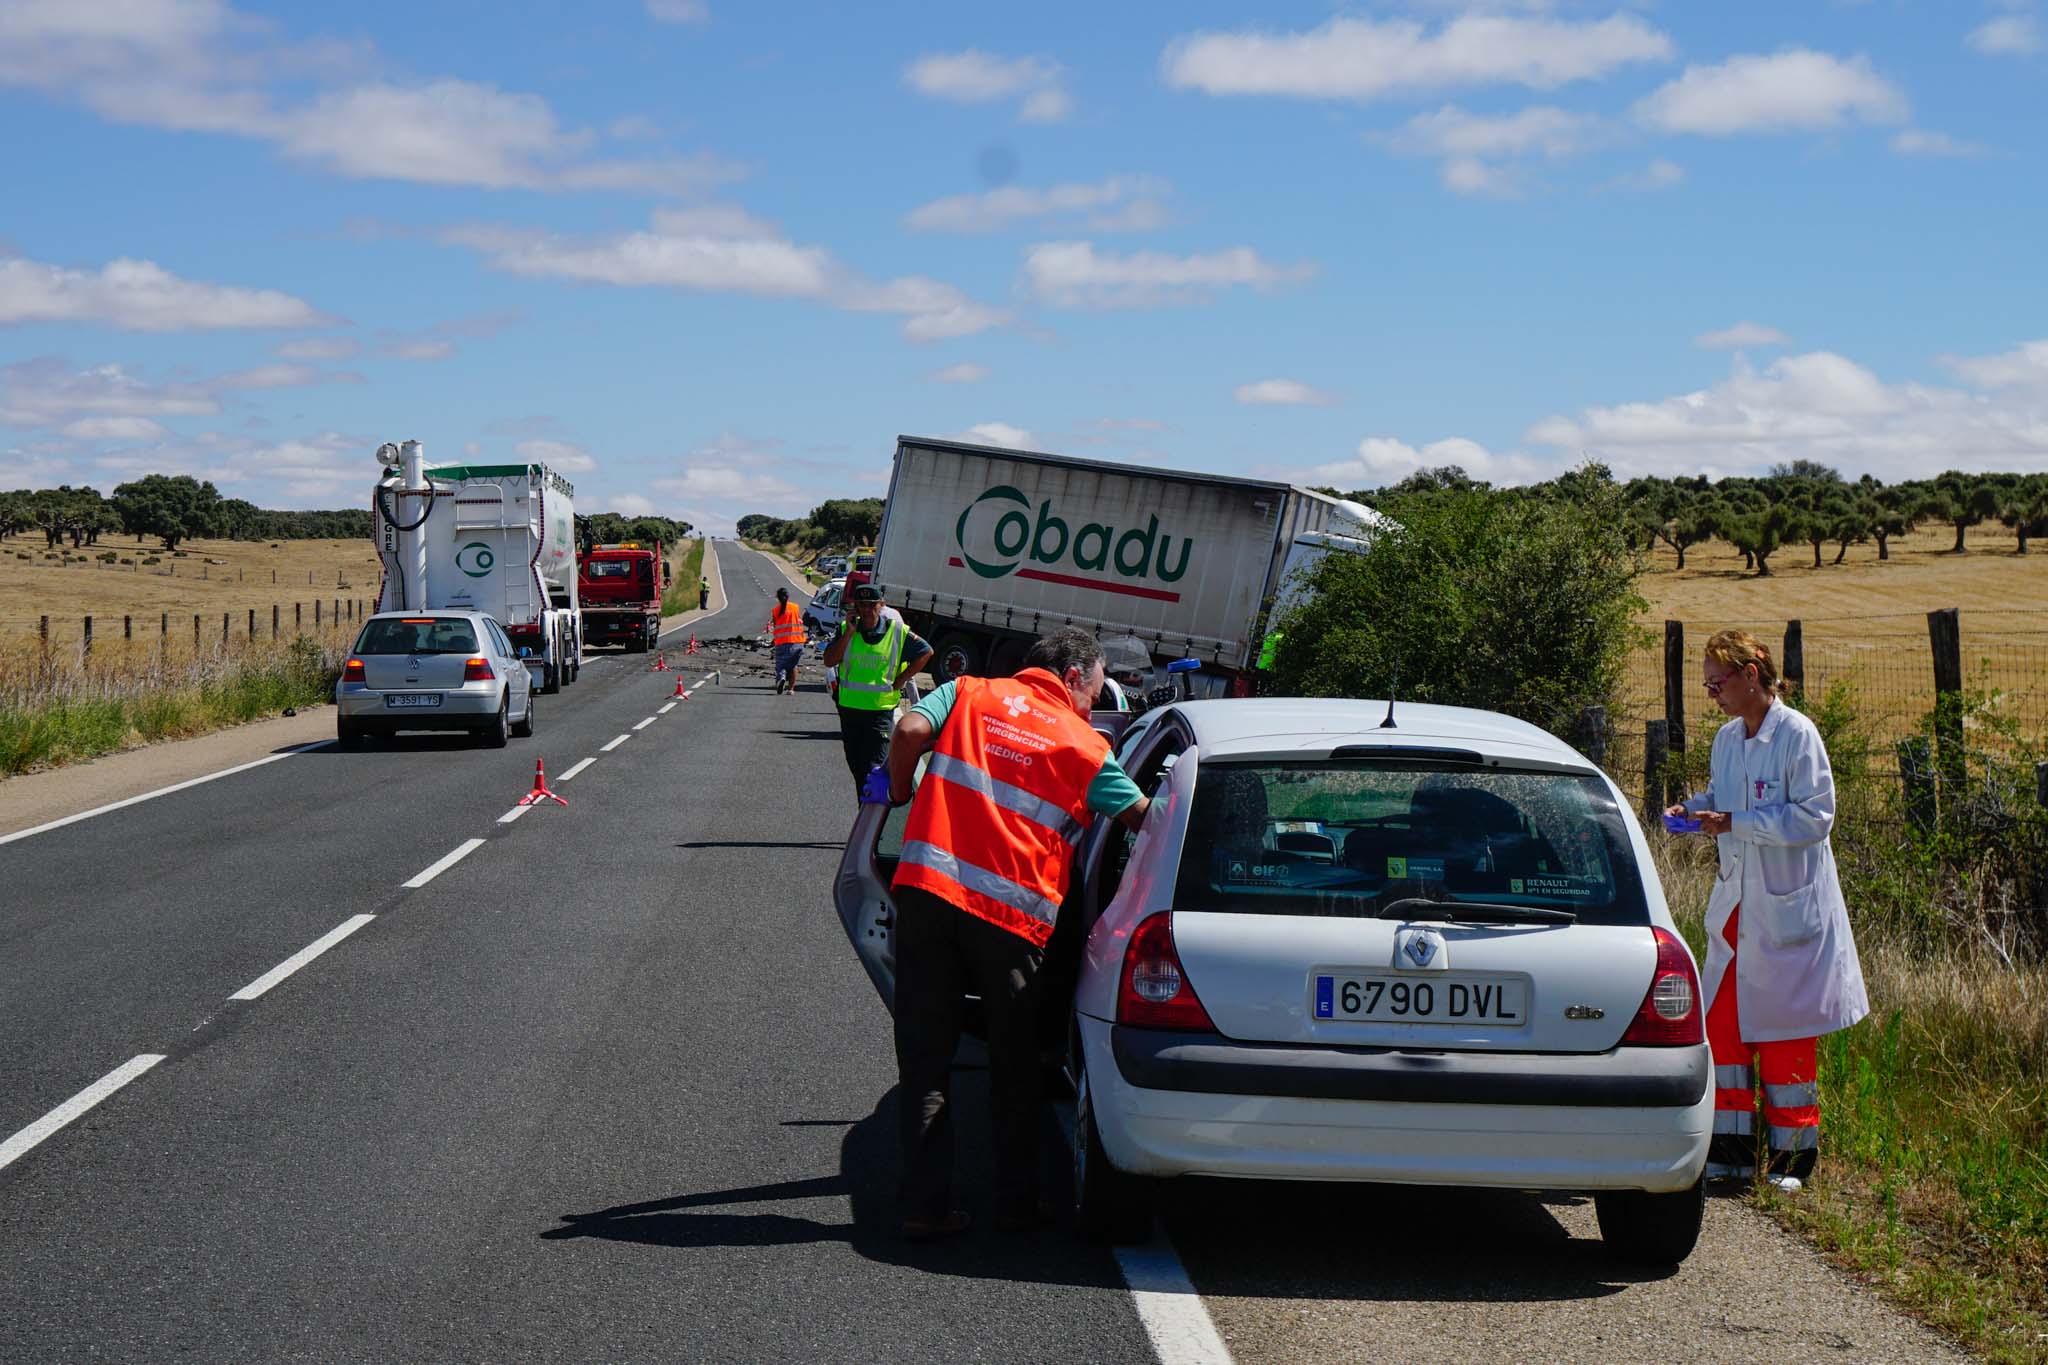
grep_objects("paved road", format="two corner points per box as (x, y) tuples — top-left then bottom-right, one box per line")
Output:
(0, 540), (1969, 1363)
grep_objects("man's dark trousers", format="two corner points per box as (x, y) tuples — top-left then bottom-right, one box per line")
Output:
(891, 884), (1044, 1222)
(837, 704), (893, 789)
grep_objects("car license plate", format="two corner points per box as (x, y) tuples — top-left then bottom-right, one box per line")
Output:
(384, 693), (442, 709)
(1313, 973), (1527, 1025)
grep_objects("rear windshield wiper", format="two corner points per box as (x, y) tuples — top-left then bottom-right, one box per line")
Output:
(1378, 897), (1576, 926)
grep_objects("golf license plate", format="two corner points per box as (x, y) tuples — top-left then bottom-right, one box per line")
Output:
(1314, 972), (1527, 1025)
(384, 693), (442, 709)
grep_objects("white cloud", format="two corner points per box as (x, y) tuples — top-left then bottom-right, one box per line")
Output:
(515, 438), (597, 473)
(0, 256), (327, 331)
(1022, 241), (1316, 309)
(646, 0), (709, 24)
(1162, 14), (1672, 101)
(1607, 157), (1686, 192)
(61, 416), (168, 442)
(1967, 14), (2044, 56)
(606, 492), (658, 517)
(1378, 104), (1599, 160)
(1235, 378), (1336, 406)
(380, 338), (458, 362)
(446, 210), (1007, 342)
(0, 358), (218, 426)
(905, 176), (1171, 233)
(1634, 50), (1908, 135)
(926, 363), (990, 384)
(275, 335), (359, 360)
(1891, 129), (1987, 157)
(1524, 345), (2048, 480)
(210, 362), (360, 390)
(958, 422), (1035, 448)
(1300, 435), (1551, 490)
(904, 49), (1071, 122)
(1695, 321), (1790, 350)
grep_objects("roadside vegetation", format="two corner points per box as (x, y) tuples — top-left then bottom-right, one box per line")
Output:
(662, 537), (706, 617)
(738, 499), (884, 581)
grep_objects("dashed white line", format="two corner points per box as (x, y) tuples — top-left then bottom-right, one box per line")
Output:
(0, 740), (331, 846)
(229, 914), (377, 1001)
(497, 804), (531, 825)
(0, 1054), (166, 1174)
(633, 716), (657, 731)
(402, 838), (486, 889)
(601, 734), (630, 752)
(1117, 1236), (1235, 1365)
(659, 702), (677, 715)
(558, 757), (596, 781)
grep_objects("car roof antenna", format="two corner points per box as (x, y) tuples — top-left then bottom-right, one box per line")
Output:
(1379, 675), (1398, 729)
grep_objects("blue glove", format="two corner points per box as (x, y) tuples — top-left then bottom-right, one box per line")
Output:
(1662, 812), (1703, 833)
(860, 765), (893, 806)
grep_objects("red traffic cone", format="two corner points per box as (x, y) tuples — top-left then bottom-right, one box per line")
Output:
(685, 635), (701, 655)
(650, 650), (670, 672)
(672, 675), (690, 699)
(515, 757), (568, 808)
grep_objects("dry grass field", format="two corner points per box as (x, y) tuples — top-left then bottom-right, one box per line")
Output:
(0, 533), (381, 643)
(1624, 521), (2048, 753)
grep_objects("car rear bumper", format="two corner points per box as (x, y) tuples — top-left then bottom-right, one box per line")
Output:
(1082, 1017), (1711, 1193)
(335, 683), (501, 727)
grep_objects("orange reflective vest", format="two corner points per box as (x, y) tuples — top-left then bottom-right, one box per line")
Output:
(894, 669), (1108, 948)
(769, 602), (805, 646)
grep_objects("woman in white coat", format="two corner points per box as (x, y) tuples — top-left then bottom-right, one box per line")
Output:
(1665, 629), (1868, 1191)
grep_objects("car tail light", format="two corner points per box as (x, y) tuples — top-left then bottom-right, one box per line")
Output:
(1619, 926), (1704, 1046)
(1116, 912), (1215, 1032)
(342, 658), (365, 683)
(463, 656), (495, 682)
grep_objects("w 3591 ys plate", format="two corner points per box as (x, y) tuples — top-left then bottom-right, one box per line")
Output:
(1314, 972), (1527, 1025)
(384, 693), (442, 708)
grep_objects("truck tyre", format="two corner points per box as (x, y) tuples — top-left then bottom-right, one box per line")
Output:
(482, 694), (510, 748)
(540, 626), (563, 694)
(512, 693), (535, 738)
(1595, 1177), (1705, 1266)
(1073, 1058), (1151, 1245)
(932, 632), (983, 682)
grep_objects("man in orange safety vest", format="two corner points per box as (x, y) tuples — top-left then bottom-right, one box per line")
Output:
(882, 627), (1152, 1240)
(767, 586), (806, 696)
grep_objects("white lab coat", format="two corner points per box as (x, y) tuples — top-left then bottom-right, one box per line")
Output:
(1683, 699), (1870, 1042)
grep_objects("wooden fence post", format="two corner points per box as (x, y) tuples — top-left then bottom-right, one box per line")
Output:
(2037, 761), (2048, 810)
(1898, 737), (1937, 834)
(1663, 620), (1686, 752)
(1576, 704), (1609, 766)
(315, 600), (322, 626)
(296, 603), (303, 630)
(1927, 608), (1964, 794)
(40, 615), (49, 645)
(82, 615), (92, 655)
(124, 615), (132, 641)
(1644, 719), (1671, 825)
(248, 608), (256, 638)
(160, 612), (168, 639)
(1783, 619), (1804, 696)
(222, 612), (230, 644)
(193, 614), (200, 650)
(273, 604), (280, 638)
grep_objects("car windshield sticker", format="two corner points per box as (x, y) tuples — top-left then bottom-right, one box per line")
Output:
(1508, 874), (1602, 900)
(1386, 856), (1445, 881)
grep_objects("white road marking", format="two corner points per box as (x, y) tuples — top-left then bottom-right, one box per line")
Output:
(558, 757), (596, 782)
(1117, 1236), (1235, 1365)
(0, 1054), (167, 1173)
(402, 838), (486, 889)
(633, 716), (657, 731)
(659, 702), (677, 714)
(497, 804), (530, 824)
(601, 734), (630, 752)
(0, 740), (332, 846)
(229, 914), (377, 1001)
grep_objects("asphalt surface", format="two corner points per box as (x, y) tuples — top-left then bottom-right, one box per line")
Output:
(0, 540), (1973, 1363)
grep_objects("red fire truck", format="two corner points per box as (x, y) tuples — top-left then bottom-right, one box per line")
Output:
(578, 542), (667, 651)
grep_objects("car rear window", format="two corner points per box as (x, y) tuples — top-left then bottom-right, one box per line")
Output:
(1172, 761), (1649, 926)
(356, 618), (480, 655)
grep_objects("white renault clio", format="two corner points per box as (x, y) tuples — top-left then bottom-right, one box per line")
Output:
(836, 697), (1712, 1264)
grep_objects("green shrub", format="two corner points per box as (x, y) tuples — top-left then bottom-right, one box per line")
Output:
(141, 555), (161, 565)
(99, 550), (118, 563)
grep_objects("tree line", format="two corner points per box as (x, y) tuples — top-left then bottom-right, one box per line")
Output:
(576, 512), (694, 550)
(1344, 462), (2048, 576)
(736, 498), (884, 553)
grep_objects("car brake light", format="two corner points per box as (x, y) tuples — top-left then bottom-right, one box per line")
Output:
(1619, 926), (1704, 1046)
(1116, 912), (1215, 1031)
(342, 658), (365, 683)
(463, 656), (495, 682)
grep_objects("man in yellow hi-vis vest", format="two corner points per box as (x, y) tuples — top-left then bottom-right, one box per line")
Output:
(822, 583), (933, 792)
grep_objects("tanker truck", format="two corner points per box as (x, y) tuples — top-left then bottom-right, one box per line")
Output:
(370, 440), (582, 693)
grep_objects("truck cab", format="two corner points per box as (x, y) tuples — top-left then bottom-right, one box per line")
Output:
(578, 542), (667, 652)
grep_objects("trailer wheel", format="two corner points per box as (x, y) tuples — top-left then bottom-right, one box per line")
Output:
(540, 625), (563, 694)
(932, 632), (982, 682)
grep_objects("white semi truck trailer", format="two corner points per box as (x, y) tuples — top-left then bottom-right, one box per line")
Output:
(370, 440), (582, 693)
(872, 435), (1387, 691)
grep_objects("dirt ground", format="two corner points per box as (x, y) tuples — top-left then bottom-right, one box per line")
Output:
(0, 534), (380, 642)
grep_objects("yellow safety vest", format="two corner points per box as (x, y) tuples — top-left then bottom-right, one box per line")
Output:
(838, 619), (907, 711)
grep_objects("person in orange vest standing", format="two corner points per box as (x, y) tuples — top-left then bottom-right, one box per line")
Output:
(882, 627), (1152, 1240)
(767, 586), (806, 696)
(1667, 629), (1868, 1192)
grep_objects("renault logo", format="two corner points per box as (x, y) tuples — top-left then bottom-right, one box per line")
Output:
(1403, 932), (1439, 968)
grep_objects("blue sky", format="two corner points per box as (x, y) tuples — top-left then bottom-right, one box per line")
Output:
(2, 0), (2045, 533)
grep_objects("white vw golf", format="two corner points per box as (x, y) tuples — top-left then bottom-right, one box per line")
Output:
(836, 697), (1712, 1264)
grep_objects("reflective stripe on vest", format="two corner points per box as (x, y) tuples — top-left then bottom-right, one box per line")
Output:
(893, 670), (1106, 948)
(837, 619), (905, 711)
(770, 603), (805, 645)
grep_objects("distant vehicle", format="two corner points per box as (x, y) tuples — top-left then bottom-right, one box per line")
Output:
(844, 545), (877, 594)
(803, 577), (848, 637)
(817, 555), (849, 578)
(369, 440), (581, 694)
(837, 697), (1710, 1263)
(578, 541), (667, 652)
(336, 610), (535, 748)
(871, 436), (1389, 687)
